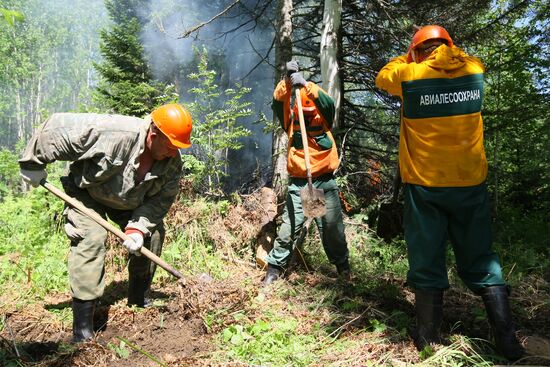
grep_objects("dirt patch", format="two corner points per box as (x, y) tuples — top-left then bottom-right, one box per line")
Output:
(0, 269), (258, 367)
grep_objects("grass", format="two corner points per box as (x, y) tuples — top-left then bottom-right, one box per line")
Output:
(0, 188), (548, 366)
(0, 188), (68, 306)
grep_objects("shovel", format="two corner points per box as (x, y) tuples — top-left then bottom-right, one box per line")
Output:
(295, 88), (327, 218)
(40, 179), (184, 279)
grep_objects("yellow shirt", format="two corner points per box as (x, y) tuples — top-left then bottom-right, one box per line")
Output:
(375, 45), (488, 187)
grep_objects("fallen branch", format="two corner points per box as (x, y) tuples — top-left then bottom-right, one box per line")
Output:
(116, 336), (167, 367)
(1, 315), (20, 358)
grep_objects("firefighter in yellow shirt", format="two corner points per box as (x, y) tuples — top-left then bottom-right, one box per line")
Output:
(376, 25), (523, 360)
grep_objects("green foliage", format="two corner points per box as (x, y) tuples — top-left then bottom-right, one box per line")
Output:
(186, 47), (253, 193)
(477, 1), (550, 217)
(156, 197), (233, 282)
(0, 187), (67, 300)
(219, 314), (316, 366)
(420, 336), (494, 366)
(181, 154), (206, 183)
(94, 0), (176, 116)
(0, 0), (108, 147)
(0, 147), (21, 198)
(108, 339), (130, 359)
(492, 206), (549, 282)
(0, 8), (24, 26)
(367, 318), (387, 334)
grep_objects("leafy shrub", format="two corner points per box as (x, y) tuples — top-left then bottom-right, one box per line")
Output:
(0, 187), (67, 300)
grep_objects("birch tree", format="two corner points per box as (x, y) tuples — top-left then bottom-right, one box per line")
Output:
(271, 0), (293, 202)
(320, 0), (342, 128)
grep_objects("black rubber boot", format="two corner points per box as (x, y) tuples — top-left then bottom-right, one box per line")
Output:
(263, 264), (283, 286)
(336, 260), (351, 281)
(128, 275), (152, 308)
(72, 298), (95, 343)
(480, 286), (524, 360)
(413, 289), (444, 350)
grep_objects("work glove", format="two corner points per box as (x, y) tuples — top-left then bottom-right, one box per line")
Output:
(286, 60), (299, 76)
(20, 168), (47, 187)
(290, 72), (307, 88)
(123, 232), (143, 256)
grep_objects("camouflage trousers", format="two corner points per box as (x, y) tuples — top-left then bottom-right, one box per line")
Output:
(62, 177), (164, 301)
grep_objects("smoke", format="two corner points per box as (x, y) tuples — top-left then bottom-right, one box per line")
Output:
(141, 1), (276, 192)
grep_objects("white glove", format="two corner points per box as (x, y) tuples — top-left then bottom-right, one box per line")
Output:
(20, 168), (47, 187)
(286, 60), (299, 75)
(290, 72), (307, 88)
(123, 232), (143, 256)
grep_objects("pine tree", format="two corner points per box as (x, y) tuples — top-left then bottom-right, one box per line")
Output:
(94, 0), (176, 116)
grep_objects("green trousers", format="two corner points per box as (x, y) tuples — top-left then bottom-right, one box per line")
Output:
(62, 177), (164, 300)
(404, 183), (505, 292)
(265, 175), (349, 269)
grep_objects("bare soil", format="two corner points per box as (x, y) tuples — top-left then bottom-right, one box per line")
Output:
(0, 268), (260, 367)
(2, 267), (550, 366)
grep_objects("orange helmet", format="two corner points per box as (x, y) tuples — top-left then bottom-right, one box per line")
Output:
(151, 103), (192, 148)
(293, 88), (317, 117)
(407, 25), (454, 63)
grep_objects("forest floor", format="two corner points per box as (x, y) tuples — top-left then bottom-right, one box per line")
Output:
(1, 191), (549, 366)
(2, 262), (550, 366)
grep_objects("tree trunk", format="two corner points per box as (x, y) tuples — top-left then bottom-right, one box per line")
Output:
(271, 0), (293, 203)
(16, 88), (24, 142)
(255, 187), (278, 268)
(320, 0), (342, 128)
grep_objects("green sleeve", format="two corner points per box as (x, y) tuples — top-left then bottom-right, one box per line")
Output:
(314, 88), (335, 128)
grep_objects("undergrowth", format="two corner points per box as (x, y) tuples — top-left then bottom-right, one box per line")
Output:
(0, 169), (548, 366)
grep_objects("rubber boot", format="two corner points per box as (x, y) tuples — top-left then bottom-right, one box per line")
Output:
(72, 298), (95, 343)
(480, 286), (524, 360)
(336, 259), (351, 282)
(413, 289), (444, 350)
(263, 264), (283, 286)
(128, 275), (152, 308)
(127, 247), (158, 308)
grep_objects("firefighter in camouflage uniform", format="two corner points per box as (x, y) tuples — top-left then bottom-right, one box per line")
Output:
(19, 104), (192, 342)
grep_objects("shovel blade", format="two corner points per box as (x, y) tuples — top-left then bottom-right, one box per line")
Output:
(300, 187), (326, 218)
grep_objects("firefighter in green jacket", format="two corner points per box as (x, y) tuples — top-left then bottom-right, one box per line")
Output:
(375, 25), (523, 360)
(19, 104), (192, 342)
(263, 61), (350, 286)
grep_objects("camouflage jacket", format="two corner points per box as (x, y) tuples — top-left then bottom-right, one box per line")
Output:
(19, 113), (182, 236)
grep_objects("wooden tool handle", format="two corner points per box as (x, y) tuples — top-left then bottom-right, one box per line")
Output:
(295, 88), (314, 188)
(41, 180), (184, 279)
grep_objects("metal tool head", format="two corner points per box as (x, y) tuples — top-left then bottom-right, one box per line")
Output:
(300, 186), (327, 218)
